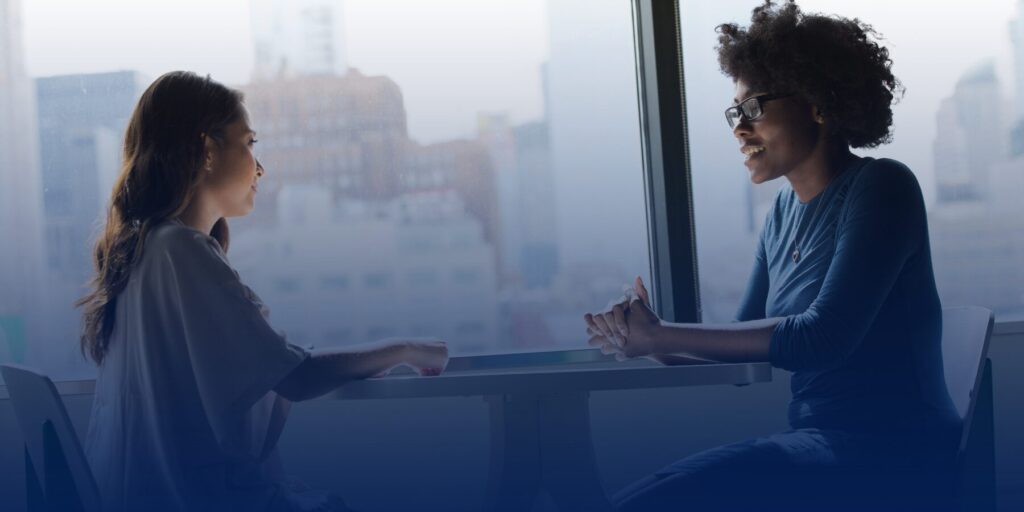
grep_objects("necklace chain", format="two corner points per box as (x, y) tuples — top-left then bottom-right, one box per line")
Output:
(791, 184), (830, 263)
(788, 157), (863, 263)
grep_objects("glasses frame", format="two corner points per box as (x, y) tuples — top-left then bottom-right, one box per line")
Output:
(724, 93), (795, 129)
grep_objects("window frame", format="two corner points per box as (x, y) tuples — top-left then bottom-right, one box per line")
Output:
(633, 0), (702, 324)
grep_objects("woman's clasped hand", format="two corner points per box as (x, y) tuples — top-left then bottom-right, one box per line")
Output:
(584, 277), (663, 360)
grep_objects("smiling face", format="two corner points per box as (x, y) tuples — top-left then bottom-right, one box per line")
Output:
(732, 79), (823, 185)
(202, 110), (262, 218)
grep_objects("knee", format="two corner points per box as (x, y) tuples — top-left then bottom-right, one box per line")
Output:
(611, 472), (735, 512)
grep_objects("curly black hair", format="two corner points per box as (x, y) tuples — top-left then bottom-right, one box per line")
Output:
(716, 0), (903, 148)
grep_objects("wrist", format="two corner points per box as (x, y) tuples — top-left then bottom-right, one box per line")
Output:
(376, 338), (413, 367)
(395, 340), (415, 365)
(648, 321), (669, 354)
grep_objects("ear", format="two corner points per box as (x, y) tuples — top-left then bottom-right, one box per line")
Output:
(201, 133), (216, 172)
(811, 105), (825, 125)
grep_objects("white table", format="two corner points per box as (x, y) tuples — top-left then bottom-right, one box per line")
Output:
(328, 352), (773, 511)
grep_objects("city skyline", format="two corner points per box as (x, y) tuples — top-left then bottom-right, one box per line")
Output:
(2, 0), (1023, 376)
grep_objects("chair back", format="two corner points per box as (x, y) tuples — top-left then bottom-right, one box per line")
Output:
(1, 364), (101, 512)
(940, 306), (995, 454)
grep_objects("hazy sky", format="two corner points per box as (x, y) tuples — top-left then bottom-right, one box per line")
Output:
(22, 0), (549, 144)
(22, 0), (1019, 152)
(19, 0), (1022, 262)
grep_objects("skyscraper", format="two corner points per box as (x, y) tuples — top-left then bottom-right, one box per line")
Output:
(250, 0), (348, 80)
(1011, 0), (1024, 122)
(476, 113), (559, 289)
(932, 62), (1006, 202)
(0, 0), (45, 363)
(242, 71), (409, 200)
(1011, 0), (1024, 154)
(544, 0), (648, 278)
(36, 71), (146, 284)
(242, 71), (500, 250)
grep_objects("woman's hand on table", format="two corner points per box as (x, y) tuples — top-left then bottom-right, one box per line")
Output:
(402, 338), (449, 376)
(372, 338), (449, 377)
(584, 277), (663, 359)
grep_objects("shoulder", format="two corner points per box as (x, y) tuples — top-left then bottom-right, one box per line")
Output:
(143, 221), (229, 270)
(851, 157), (922, 196)
(148, 221), (222, 254)
(841, 157), (925, 212)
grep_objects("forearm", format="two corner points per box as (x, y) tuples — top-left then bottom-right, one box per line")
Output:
(276, 340), (409, 401)
(649, 318), (783, 363)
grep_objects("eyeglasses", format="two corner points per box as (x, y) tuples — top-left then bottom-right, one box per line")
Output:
(724, 93), (795, 129)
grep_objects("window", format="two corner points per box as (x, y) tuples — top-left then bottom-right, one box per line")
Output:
(3, 0), (651, 378)
(362, 273), (391, 290)
(320, 275), (350, 291)
(273, 278), (302, 294)
(406, 269), (437, 287)
(682, 1), (1024, 323)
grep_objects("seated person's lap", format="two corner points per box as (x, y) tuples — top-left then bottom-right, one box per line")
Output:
(613, 428), (953, 512)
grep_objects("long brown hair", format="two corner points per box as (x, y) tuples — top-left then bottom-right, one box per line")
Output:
(78, 71), (244, 364)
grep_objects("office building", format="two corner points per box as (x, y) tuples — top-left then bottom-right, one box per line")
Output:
(250, 0), (348, 79)
(0, 0), (45, 364)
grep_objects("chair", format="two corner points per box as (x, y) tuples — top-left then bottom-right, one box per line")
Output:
(0, 364), (101, 512)
(940, 306), (996, 512)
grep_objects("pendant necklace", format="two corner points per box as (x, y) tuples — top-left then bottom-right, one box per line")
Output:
(790, 182), (831, 263)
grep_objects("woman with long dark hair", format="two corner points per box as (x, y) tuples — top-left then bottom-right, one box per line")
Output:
(585, 2), (960, 510)
(79, 71), (448, 511)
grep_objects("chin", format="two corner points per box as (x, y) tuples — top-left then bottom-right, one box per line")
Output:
(747, 163), (783, 185)
(747, 166), (768, 184)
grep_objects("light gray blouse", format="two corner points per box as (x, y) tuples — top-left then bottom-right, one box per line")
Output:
(85, 219), (310, 511)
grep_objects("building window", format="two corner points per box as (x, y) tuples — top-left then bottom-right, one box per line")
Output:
(320, 275), (350, 291)
(273, 278), (301, 293)
(362, 273), (391, 289)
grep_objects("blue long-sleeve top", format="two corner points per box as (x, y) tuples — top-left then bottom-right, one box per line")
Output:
(737, 157), (960, 440)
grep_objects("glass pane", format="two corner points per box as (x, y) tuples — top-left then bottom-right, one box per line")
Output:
(683, 1), (1024, 323)
(1, 0), (650, 379)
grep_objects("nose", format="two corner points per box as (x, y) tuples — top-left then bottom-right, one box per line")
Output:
(732, 119), (753, 141)
(255, 159), (265, 177)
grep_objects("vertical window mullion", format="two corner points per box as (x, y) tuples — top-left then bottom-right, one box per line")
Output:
(633, 0), (702, 323)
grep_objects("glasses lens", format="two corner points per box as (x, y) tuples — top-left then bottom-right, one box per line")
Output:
(740, 97), (763, 120)
(725, 108), (741, 128)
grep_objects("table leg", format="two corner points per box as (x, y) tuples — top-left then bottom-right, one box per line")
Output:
(538, 392), (613, 512)
(483, 392), (613, 512)
(484, 394), (543, 512)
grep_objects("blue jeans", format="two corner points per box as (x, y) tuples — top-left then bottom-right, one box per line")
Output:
(613, 428), (955, 512)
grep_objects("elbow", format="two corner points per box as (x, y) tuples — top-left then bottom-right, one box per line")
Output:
(274, 378), (309, 402)
(274, 357), (354, 402)
(771, 314), (859, 372)
(274, 360), (316, 402)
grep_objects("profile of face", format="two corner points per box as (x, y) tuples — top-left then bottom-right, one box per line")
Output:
(731, 79), (824, 184)
(201, 109), (263, 218)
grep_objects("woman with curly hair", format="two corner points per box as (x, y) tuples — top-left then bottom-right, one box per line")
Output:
(79, 71), (449, 511)
(584, 1), (960, 510)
